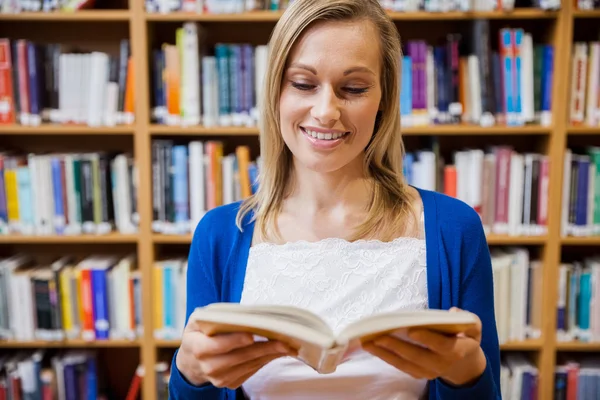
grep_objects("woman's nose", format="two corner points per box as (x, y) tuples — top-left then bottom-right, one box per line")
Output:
(310, 86), (341, 126)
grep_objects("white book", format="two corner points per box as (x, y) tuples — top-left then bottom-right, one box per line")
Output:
(570, 43), (588, 125)
(104, 82), (119, 127)
(201, 57), (218, 128)
(189, 141), (205, 232)
(509, 248), (529, 342)
(467, 55), (482, 124)
(586, 43), (600, 126)
(181, 23), (201, 127)
(222, 154), (235, 205)
(508, 152), (524, 236)
(417, 151), (436, 191)
(87, 52), (109, 127)
(426, 47), (437, 123)
(469, 149), (484, 214)
(521, 34), (534, 123)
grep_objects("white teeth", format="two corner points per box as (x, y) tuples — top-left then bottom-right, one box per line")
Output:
(304, 129), (347, 140)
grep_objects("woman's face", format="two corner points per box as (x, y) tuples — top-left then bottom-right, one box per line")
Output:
(279, 18), (382, 174)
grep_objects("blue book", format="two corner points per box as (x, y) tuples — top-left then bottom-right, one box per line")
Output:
(172, 145), (189, 230)
(51, 157), (65, 235)
(91, 265), (111, 340)
(400, 56), (412, 122)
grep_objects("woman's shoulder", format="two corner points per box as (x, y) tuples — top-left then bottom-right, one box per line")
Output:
(191, 201), (250, 243)
(417, 187), (486, 241)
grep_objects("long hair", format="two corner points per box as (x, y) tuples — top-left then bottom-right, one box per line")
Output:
(236, 0), (416, 242)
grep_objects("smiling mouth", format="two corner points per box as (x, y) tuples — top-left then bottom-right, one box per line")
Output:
(300, 127), (350, 140)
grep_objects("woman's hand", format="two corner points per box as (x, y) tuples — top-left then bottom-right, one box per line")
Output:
(362, 307), (487, 386)
(175, 321), (296, 389)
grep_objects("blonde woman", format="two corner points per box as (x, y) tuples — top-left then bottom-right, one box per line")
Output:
(171, 0), (500, 398)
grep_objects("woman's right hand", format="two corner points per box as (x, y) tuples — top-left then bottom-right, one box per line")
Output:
(175, 321), (296, 389)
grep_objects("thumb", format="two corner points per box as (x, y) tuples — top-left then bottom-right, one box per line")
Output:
(449, 307), (482, 340)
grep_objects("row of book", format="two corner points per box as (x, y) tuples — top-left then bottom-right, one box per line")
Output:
(0, 0), (93, 13)
(491, 247), (542, 344)
(562, 148), (600, 237)
(0, 350), (149, 400)
(407, 145), (550, 237)
(151, 22), (268, 128)
(401, 25), (554, 128)
(570, 41), (600, 128)
(3, 143), (599, 240)
(0, 38), (135, 127)
(0, 151), (139, 236)
(151, 139), (260, 235)
(145, 0), (557, 14)
(557, 256), (600, 343)
(555, 359), (600, 400)
(576, 0), (600, 10)
(0, 254), (143, 342)
(500, 354), (539, 400)
(151, 22), (557, 130)
(153, 257), (188, 340)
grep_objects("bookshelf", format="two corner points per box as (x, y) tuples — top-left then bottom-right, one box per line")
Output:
(1, 0), (600, 398)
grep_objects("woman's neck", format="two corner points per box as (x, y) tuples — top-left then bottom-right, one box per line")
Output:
(284, 159), (372, 216)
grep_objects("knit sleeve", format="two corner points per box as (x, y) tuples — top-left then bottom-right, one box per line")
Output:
(432, 209), (502, 400)
(168, 211), (225, 400)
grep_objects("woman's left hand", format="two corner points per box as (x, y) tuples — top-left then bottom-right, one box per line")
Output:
(362, 307), (487, 387)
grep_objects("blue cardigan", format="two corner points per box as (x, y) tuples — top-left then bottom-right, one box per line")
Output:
(168, 187), (501, 399)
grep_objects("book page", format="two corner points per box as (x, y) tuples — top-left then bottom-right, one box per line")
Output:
(336, 309), (478, 344)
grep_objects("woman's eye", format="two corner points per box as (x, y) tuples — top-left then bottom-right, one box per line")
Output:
(291, 82), (315, 91)
(345, 87), (368, 95)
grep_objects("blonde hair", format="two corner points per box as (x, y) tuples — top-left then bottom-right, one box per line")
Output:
(236, 0), (416, 242)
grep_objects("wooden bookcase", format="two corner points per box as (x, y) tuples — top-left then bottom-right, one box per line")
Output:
(1, 0), (599, 398)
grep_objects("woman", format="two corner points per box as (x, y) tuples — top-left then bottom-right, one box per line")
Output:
(170, 0), (501, 399)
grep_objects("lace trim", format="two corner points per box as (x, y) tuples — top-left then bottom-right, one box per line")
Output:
(250, 235), (425, 253)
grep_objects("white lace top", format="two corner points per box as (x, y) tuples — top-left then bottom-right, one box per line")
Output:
(239, 226), (429, 400)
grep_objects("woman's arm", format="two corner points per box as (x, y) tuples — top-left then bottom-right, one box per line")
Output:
(168, 215), (224, 399)
(431, 216), (501, 399)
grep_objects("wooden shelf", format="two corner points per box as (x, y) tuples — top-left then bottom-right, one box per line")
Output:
(567, 125), (600, 135)
(0, 124), (135, 135)
(155, 339), (181, 347)
(387, 9), (558, 19)
(561, 236), (600, 245)
(146, 8), (557, 22)
(556, 341), (600, 351)
(500, 339), (543, 350)
(486, 235), (547, 245)
(0, 10), (131, 21)
(150, 125), (259, 136)
(572, 9), (600, 18)
(153, 234), (193, 244)
(0, 339), (141, 348)
(401, 124), (552, 135)
(0, 233), (139, 244)
(149, 124), (552, 136)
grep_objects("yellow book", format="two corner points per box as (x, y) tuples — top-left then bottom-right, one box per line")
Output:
(60, 266), (73, 335)
(4, 162), (19, 225)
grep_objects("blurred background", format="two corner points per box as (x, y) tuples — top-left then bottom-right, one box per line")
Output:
(0, 0), (599, 398)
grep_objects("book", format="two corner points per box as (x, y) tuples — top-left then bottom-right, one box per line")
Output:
(188, 303), (479, 374)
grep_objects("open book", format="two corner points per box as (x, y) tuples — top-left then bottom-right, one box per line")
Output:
(188, 303), (478, 374)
